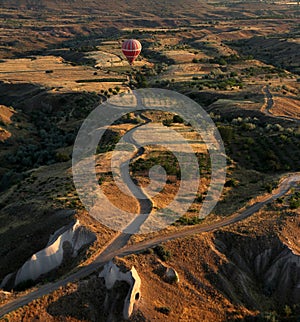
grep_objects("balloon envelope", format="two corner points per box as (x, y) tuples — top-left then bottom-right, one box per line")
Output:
(122, 39), (142, 65)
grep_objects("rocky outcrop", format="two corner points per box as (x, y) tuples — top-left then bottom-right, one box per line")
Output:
(154, 259), (179, 284)
(0, 219), (96, 289)
(213, 233), (300, 307)
(99, 260), (141, 320)
(254, 246), (300, 303)
(165, 266), (179, 284)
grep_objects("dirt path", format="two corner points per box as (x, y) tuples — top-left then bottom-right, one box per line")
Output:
(119, 113), (153, 232)
(261, 85), (300, 123)
(262, 85), (274, 116)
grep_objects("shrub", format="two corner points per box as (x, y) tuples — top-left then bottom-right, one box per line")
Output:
(224, 178), (238, 187)
(162, 119), (172, 127)
(176, 216), (202, 225)
(156, 306), (171, 315)
(154, 245), (171, 261)
(195, 194), (203, 202)
(284, 305), (292, 318)
(173, 114), (184, 123)
(290, 196), (300, 209)
(55, 152), (70, 162)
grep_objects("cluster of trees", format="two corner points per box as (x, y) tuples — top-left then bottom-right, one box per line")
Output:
(208, 54), (243, 65)
(6, 109), (76, 171)
(5, 92), (100, 172)
(100, 86), (120, 97)
(207, 113), (300, 173)
(242, 66), (286, 78)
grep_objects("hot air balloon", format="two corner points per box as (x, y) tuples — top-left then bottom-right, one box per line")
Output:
(122, 39), (142, 65)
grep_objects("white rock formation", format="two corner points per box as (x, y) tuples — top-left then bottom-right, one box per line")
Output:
(165, 267), (179, 283)
(155, 259), (179, 284)
(99, 261), (141, 320)
(1, 220), (96, 288)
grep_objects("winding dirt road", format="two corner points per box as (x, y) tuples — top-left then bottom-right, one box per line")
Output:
(261, 85), (300, 123)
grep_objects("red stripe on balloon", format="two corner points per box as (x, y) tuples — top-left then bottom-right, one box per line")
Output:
(122, 39), (142, 64)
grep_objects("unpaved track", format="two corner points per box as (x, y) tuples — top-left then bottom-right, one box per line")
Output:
(0, 172), (299, 318)
(262, 85), (300, 123)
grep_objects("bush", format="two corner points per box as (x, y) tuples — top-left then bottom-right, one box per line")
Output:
(290, 195), (300, 209)
(224, 178), (238, 187)
(173, 114), (184, 123)
(195, 194), (203, 202)
(154, 245), (171, 261)
(55, 152), (70, 162)
(176, 216), (202, 225)
(156, 306), (171, 315)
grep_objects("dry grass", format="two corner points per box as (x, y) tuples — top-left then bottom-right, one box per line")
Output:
(0, 105), (14, 124)
(163, 50), (209, 63)
(0, 56), (128, 92)
(272, 96), (300, 119)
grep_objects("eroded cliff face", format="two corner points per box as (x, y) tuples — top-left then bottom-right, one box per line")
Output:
(1, 219), (96, 290)
(211, 232), (300, 308)
(99, 260), (141, 320)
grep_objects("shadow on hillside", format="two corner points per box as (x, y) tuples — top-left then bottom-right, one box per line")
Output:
(0, 206), (75, 287)
(47, 275), (146, 321)
(206, 232), (300, 315)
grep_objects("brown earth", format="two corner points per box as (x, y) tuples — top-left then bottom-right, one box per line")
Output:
(272, 96), (300, 120)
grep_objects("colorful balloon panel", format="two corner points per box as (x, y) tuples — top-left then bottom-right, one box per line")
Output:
(122, 39), (142, 64)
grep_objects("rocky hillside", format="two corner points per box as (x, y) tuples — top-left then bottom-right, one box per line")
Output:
(2, 199), (299, 321)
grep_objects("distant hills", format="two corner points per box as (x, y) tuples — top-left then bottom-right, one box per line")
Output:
(0, 0), (212, 16)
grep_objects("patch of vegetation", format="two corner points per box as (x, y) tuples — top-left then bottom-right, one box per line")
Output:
(155, 306), (171, 316)
(258, 303), (300, 321)
(96, 129), (121, 153)
(76, 78), (126, 83)
(130, 151), (180, 178)
(215, 115), (300, 173)
(289, 191), (300, 209)
(175, 216), (203, 226)
(224, 178), (238, 187)
(264, 181), (279, 193)
(154, 245), (172, 262)
(4, 92), (99, 172)
(142, 41), (175, 65)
